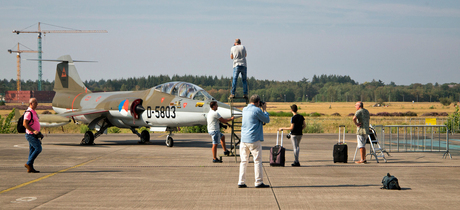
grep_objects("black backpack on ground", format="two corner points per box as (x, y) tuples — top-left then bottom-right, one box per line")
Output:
(17, 110), (33, 133)
(381, 173), (401, 190)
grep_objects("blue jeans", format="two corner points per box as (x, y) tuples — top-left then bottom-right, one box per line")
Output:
(231, 66), (248, 95)
(25, 134), (42, 166)
(208, 131), (223, 144)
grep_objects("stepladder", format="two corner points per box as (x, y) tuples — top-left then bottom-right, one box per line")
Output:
(353, 125), (388, 163)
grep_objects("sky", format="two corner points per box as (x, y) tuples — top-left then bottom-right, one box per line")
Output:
(1, 0), (459, 86)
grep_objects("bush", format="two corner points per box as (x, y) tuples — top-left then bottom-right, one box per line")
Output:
(138, 127), (149, 132)
(179, 125), (207, 133)
(404, 111), (417, 116)
(439, 97), (452, 106)
(331, 113), (341, 116)
(0, 101), (5, 106)
(303, 121), (323, 133)
(0, 109), (15, 133)
(108, 127), (121, 133)
(80, 124), (90, 133)
(439, 112), (449, 116)
(422, 112), (439, 116)
(42, 110), (52, 114)
(268, 111), (293, 117)
(310, 112), (323, 117)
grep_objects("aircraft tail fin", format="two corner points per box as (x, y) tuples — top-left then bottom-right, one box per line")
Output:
(53, 55), (91, 93)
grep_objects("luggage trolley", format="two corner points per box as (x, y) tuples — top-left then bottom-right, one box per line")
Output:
(353, 125), (389, 163)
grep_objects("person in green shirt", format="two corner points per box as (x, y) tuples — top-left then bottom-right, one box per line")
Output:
(353, 101), (370, 164)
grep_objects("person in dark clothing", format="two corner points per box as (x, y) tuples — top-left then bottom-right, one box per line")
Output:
(278, 104), (306, 166)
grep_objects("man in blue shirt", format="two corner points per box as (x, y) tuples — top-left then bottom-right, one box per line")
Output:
(238, 95), (270, 188)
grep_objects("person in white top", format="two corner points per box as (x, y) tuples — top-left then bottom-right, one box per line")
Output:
(230, 38), (248, 98)
(207, 101), (235, 163)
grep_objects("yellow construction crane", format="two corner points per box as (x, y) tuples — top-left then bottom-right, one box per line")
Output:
(12, 22), (107, 90)
(8, 43), (39, 91)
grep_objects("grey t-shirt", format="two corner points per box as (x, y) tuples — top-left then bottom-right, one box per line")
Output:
(231, 45), (247, 68)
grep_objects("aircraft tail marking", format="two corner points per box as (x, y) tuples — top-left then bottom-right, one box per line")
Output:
(53, 55), (91, 93)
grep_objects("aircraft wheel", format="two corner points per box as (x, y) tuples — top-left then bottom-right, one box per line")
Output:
(166, 136), (174, 147)
(82, 131), (94, 145)
(140, 130), (150, 144)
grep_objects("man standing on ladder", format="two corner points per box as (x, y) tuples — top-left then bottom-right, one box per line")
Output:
(230, 38), (248, 99)
(353, 101), (370, 164)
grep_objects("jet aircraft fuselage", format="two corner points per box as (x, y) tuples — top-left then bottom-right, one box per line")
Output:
(47, 55), (241, 146)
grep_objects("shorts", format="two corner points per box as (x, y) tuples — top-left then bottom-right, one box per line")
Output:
(357, 134), (367, 148)
(209, 131), (224, 144)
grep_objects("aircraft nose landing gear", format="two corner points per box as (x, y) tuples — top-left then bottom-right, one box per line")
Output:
(166, 135), (174, 147)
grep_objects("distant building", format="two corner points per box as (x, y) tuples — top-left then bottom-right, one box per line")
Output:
(5, 91), (55, 103)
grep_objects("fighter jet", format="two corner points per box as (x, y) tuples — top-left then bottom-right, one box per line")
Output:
(40, 55), (241, 146)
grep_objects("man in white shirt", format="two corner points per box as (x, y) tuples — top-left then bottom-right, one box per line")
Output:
(207, 101), (235, 162)
(230, 38), (248, 98)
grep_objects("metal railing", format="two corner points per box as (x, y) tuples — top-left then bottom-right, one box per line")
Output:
(409, 117), (448, 126)
(373, 125), (451, 159)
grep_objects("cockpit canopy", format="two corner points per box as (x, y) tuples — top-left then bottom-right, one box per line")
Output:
(154, 82), (215, 101)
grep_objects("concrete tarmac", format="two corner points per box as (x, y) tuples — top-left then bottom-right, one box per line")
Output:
(1, 133), (459, 209)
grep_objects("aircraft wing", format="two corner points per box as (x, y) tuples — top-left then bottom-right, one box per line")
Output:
(59, 109), (109, 118)
(13, 108), (73, 128)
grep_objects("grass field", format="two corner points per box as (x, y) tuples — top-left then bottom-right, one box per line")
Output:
(1, 101), (455, 134)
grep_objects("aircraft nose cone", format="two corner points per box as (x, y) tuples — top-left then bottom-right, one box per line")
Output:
(216, 102), (242, 119)
(135, 104), (145, 115)
(231, 108), (242, 117)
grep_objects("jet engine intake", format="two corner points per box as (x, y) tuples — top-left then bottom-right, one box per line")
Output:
(131, 99), (145, 119)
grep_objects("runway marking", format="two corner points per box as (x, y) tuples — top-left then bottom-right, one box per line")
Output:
(0, 157), (101, 195)
(11, 197), (37, 203)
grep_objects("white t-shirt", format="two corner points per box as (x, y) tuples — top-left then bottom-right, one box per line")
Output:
(231, 45), (247, 68)
(207, 109), (222, 132)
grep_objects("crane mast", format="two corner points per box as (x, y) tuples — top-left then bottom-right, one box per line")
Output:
(8, 43), (38, 91)
(12, 22), (107, 90)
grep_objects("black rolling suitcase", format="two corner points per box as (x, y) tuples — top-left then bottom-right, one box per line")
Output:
(333, 125), (347, 163)
(270, 131), (285, 167)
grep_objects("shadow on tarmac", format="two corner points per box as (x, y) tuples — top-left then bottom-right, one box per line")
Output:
(272, 184), (381, 188)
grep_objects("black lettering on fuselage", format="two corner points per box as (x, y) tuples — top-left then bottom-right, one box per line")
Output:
(146, 106), (176, 119)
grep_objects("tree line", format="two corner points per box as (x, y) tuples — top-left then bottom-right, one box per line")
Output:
(1, 75), (459, 104)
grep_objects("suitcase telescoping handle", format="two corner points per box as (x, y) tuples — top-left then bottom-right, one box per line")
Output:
(338, 125), (345, 144)
(276, 130), (283, 146)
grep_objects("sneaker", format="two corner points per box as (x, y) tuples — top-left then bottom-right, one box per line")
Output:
(223, 150), (230, 156)
(238, 184), (247, 188)
(255, 183), (270, 188)
(355, 160), (367, 164)
(243, 94), (248, 99)
(213, 158), (222, 163)
(229, 94), (235, 98)
(291, 162), (301, 167)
